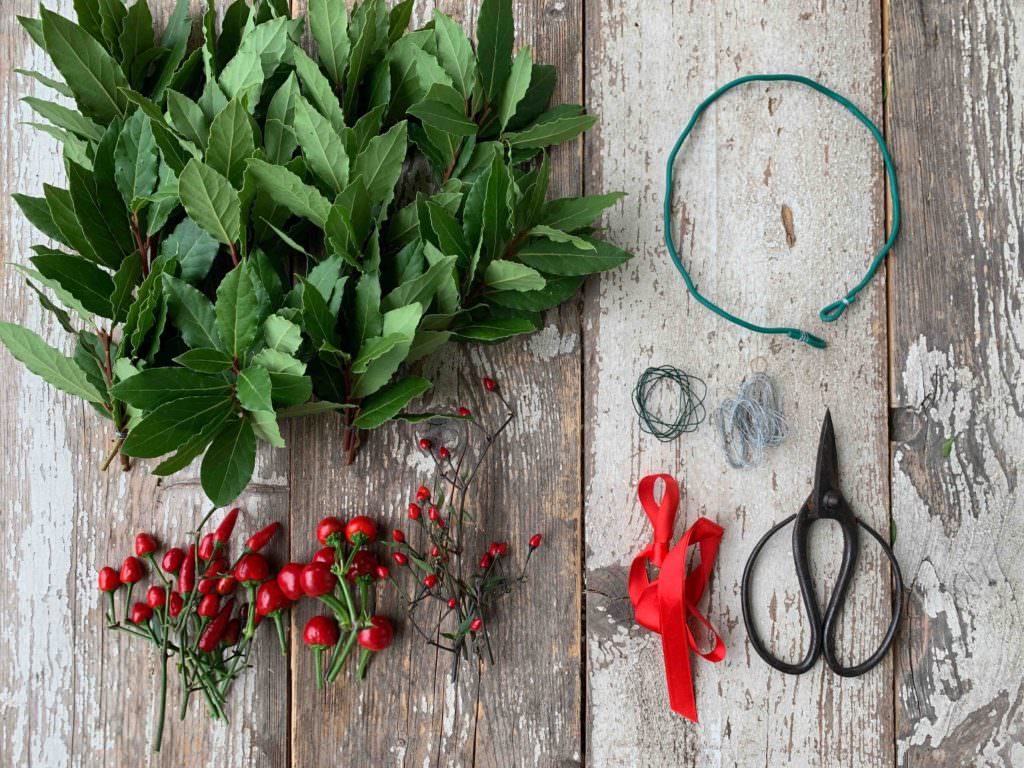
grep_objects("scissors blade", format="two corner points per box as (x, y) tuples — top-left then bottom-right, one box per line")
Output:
(811, 409), (840, 511)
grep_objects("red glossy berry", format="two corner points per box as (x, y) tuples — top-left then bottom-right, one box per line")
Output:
(312, 546), (335, 565)
(304, 615), (340, 648)
(276, 562), (305, 601)
(119, 556), (143, 584)
(130, 602), (153, 625)
(529, 533), (543, 549)
(430, 545), (440, 558)
(458, 407), (471, 417)
(482, 377), (497, 391)
(316, 517), (344, 546)
(146, 585), (166, 608)
(168, 591), (184, 618)
(408, 503), (421, 520)
(346, 550), (378, 582)
(489, 542), (501, 557)
(392, 529), (405, 543)
(344, 515), (377, 545)
(197, 593), (220, 618)
(161, 547), (185, 574)
(428, 506), (440, 522)
(234, 553), (270, 585)
(357, 616), (394, 652)
(198, 532), (216, 561)
(245, 521), (281, 553)
(255, 580), (290, 617)
(447, 598), (457, 609)
(216, 576), (236, 595)
(479, 553), (492, 569)
(375, 565), (390, 580)
(134, 532), (158, 557)
(496, 542), (509, 556)
(213, 507), (239, 543)
(423, 574), (438, 589)
(470, 617), (483, 632)
(392, 552), (409, 566)
(438, 447), (450, 459)
(416, 485), (431, 501)
(419, 437), (432, 450)
(223, 618), (242, 646)
(300, 562), (337, 597)
(98, 566), (120, 593)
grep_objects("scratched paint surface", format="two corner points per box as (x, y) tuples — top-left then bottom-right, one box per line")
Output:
(2, 0), (1022, 766)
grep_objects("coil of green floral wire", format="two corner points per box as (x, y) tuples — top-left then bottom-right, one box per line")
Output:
(632, 366), (707, 442)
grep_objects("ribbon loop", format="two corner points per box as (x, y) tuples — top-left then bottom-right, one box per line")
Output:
(628, 474), (725, 721)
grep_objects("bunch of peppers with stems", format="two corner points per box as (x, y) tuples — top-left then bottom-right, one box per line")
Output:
(386, 375), (543, 682)
(97, 507), (289, 752)
(277, 514), (394, 687)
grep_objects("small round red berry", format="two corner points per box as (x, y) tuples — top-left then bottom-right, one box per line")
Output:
(419, 437), (432, 450)
(344, 515), (377, 545)
(438, 447), (450, 460)
(447, 598), (457, 609)
(134, 532), (158, 557)
(98, 566), (120, 593)
(529, 533), (543, 549)
(470, 617), (483, 632)
(375, 565), (390, 580)
(430, 545), (440, 558)
(119, 556), (143, 584)
(357, 616), (394, 652)
(416, 485), (431, 501)
(130, 602), (153, 625)
(146, 585), (166, 608)
(316, 517), (344, 546)
(482, 377), (497, 391)
(392, 529), (405, 543)
(423, 574), (438, 589)
(392, 552), (409, 566)
(408, 503), (422, 520)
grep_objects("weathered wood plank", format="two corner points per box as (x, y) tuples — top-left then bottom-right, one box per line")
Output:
(0, 2), (291, 765)
(886, 1), (1024, 765)
(286, 2), (584, 767)
(583, 2), (894, 766)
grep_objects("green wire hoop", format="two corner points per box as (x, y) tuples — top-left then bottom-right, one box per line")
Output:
(663, 74), (901, 349)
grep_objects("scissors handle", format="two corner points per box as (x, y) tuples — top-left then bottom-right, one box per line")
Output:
(741, 513), (823, 674)
(821, 518), (904, 676)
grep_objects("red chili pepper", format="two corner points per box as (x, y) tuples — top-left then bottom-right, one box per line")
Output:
(407, 503), (421, 520)
(198, 532), (216, 561)
(345, 515), (377, 545)
(345, 550), (378, 582)
(168, 591), (184, 618)
(356, 616), (394, 652)
(223, 618), (241, 647)
(418, 437), (432, 450)
(134, 532), (158, 558)
(234, 553), (270, 586)
(146, 585), (166, 608)
(161, 547), (185, 574)
(428, 506), (440, 522)
(119, 556), (143, 584)
(470, 617), (483, 632)
(300, 562), (336, 597)
(316, 517), (344, 546)
(276, 562), (305, 601)
(479, 553), (492, 569)
(216, 575), (237, 595)
(447, 598), (457, 609)
(197, 593), (220, 618)
(438, 447), (450, 459)
(458, 407), (471, 417)
(97, 567), (120, 593)
(375, 565), (389, 580)
(415, 485), (431, 501)
(255, 581), (290, 617)
(130, 602), (153, 625)
(430, 546), (440, 558)
(177, 546), (196, 594)
(482, 377), (497, 391)
(392, 552), (408, 566)
(197, 599), (235, 652)
(213, 507), (240, 543)
(488, 542), (501, 557)
(304, 615), (340, 689)
(423, 574), (438, 589)
(392, 529), (405, 543)
(529, 533), (543, 549)
(244, 521), (281, 552)
(496, 542), (509, 556)
(198, 557), (227, 595)
(312, 546), (335, 565)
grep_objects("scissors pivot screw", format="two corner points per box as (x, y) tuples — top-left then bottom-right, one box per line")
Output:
(823, 490), (841, 510)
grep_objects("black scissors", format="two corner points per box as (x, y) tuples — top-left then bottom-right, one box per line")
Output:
(741, 410), (903, 676)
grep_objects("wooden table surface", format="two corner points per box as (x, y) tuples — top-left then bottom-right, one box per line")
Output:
(2, 1), (1021, 766)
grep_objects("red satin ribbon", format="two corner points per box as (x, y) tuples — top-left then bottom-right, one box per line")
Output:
(628, 474), (726, 721)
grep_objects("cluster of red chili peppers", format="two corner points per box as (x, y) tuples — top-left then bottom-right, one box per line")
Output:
(97, 508), (285, 752)
(386, 377), (543, 682)
(279, 515), (394, 687)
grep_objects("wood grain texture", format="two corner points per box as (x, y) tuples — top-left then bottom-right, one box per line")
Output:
(886, 1), (1024, 765)
(582, 1), (894, 766)
(285, 2), (584, 767)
